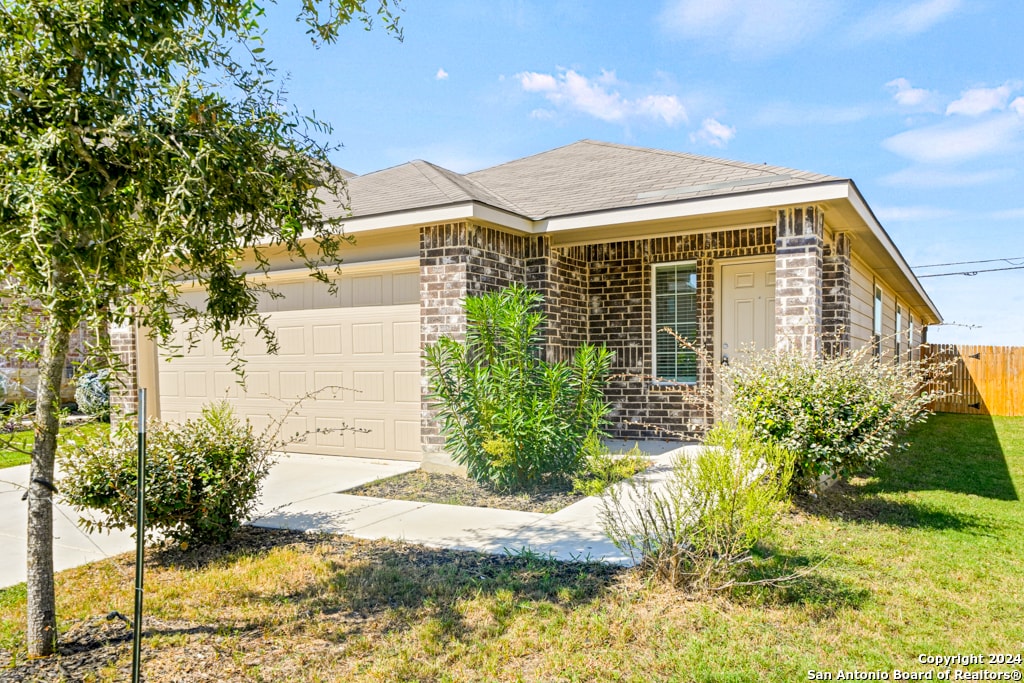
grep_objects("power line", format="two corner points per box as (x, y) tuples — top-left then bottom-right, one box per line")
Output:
(916, 264), (1024, 278)
(913, 256), (1024, 268)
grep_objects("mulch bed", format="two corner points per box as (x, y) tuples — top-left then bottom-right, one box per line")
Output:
(345, 470), (588, 514)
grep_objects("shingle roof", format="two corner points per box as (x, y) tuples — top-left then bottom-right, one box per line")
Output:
(330, 140), (843, 222)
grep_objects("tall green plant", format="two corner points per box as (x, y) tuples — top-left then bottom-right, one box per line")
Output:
(425, 285), (613, 491)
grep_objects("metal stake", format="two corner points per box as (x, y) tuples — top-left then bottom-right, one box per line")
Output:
(131, 389), (146, 683)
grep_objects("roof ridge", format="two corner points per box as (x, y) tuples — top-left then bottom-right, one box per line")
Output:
(418, 160), (532, 216)
(410, 160), (470, 203)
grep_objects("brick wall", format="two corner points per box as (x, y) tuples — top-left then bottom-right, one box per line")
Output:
(775, 206), (824, 357)
(583, 226), (776, 439)
(822, 232), (852, 357)
(0, 296), (95, 403)
(107, 322), (138, 424)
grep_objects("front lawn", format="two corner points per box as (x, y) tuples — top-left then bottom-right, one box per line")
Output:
(0, 420), (108, 469)
(0, 413), (1021, 681)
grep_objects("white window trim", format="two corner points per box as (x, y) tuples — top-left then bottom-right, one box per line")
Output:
(651, 260), (699, 386)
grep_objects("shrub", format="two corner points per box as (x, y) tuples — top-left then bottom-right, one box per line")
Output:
(74, 369), (111, 419)
(572, 438), (650, 497)
(425, 285), (613, 492)
(59, 402), (275, 545)
(602, 422), (794, 590)
(721, 344), (940, 492)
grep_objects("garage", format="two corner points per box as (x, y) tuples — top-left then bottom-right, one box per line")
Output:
(157, 263), (422, 460)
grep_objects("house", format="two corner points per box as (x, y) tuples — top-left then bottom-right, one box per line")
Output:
(113, 140), (941, 468)
(0, 300), (93, 405)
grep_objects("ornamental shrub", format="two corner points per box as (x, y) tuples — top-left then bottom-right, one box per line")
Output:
(720, 344), (941, 492)
(424, 285), (613, 492)
(59, 402), (275, 545)
(74, 369), (111, 419)
(602, 422), (794, 590)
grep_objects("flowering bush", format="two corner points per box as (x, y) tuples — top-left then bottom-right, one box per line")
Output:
(721, 344), (944, 492)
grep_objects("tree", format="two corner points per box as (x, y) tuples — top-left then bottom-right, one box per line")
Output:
(0, 0), (401, 657)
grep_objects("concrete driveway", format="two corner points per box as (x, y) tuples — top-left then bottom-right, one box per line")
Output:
(0, 454), (418, 589)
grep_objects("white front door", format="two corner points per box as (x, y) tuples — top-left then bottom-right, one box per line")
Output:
(720, 259), (776, 366)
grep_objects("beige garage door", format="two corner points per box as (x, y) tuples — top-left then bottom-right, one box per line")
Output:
(158, 267), (422, 461)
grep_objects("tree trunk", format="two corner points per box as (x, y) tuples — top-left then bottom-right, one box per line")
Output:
(26, 316), (71, 658)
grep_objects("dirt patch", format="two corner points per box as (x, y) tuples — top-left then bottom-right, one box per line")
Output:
(345, 469), (588, 514)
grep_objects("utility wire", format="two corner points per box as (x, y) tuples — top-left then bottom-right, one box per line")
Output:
(916, 264), (1024, 278)
(913, 256), (1024, 268)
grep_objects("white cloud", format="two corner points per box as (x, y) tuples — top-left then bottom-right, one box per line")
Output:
(880, 167), (1011, 188)
(851, 0), (961, 41)
(529, 108), (556, 120)
(874, 205), (956, 222)
(515, 69), (687, 126)
(690, 118), (736, 147)
(881, 115), (1024, 164)
(658, 0), (837, 59)
(1012, 97), (1024, 116)
(946, 83), (1020, 116)
(518, 71), (558, 92)
(435, 68), (449, 81)
(886, 77), (934, 108)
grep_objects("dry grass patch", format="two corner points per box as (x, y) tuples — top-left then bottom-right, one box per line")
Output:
(0, 414), (1021, 682)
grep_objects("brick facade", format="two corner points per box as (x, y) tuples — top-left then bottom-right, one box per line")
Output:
(775, 206), (824, 357)
(418, 222), (781, 444)
(0, 297), (94, 403)
(822, 232), (852, 357)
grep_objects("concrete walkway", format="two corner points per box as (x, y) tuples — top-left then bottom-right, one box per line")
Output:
(0, 444), (692, 589)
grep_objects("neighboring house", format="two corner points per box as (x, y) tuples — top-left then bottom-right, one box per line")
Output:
(113, 140), (941, 467)
(0, 299), (93, 404)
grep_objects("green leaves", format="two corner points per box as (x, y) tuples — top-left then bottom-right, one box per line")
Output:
(59, 402), (275, 545)
(722, 346), (938, 492)
(425, 285), (613, 492)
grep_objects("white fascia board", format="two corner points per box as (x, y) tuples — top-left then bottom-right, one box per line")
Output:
(537, 182), (852, 233)
(843, 183), (943, 324)
(305, 202), (536, 237)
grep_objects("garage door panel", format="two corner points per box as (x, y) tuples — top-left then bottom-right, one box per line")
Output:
(353, 371), (385, 402)
(159, 297), (421, 460)
(354, 419), (386, 450)
(312, 325), (343, 354)
(393, 321), (420, 354)
(351, 323), (383, 354)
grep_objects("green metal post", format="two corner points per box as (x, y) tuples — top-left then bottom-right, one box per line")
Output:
(131, 389), (146, 683)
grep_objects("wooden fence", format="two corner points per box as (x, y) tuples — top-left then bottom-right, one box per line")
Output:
(922, 344), (1024, 417)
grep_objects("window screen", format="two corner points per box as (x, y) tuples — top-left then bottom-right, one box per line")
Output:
(654, 263), (698, 383)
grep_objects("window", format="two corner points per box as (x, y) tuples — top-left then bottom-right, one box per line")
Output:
(908, 314), (915, 362)
(895, 304), (903, 365)
(873, 284), (883, 357)
(654, 262), (698, 383)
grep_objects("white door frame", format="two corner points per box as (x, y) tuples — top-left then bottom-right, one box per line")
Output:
(714, 255), (776, 367)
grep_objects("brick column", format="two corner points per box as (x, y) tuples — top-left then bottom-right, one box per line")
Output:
(775, 206), (824, 357)
(419, 223), (470, 469)
(822, 232), (851, 357)
(107, 320), (138, 427)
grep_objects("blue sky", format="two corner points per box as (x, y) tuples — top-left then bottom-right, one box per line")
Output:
(260, 0), (1023, 345)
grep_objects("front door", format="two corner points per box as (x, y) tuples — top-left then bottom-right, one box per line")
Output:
(719, 259), (775, 366)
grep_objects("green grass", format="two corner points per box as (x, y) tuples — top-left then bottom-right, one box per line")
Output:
(0, 413), (1021, 682)
(0, 420), (108, 469)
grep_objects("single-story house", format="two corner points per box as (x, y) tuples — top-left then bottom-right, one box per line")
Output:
(113, 140), (941, 468)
